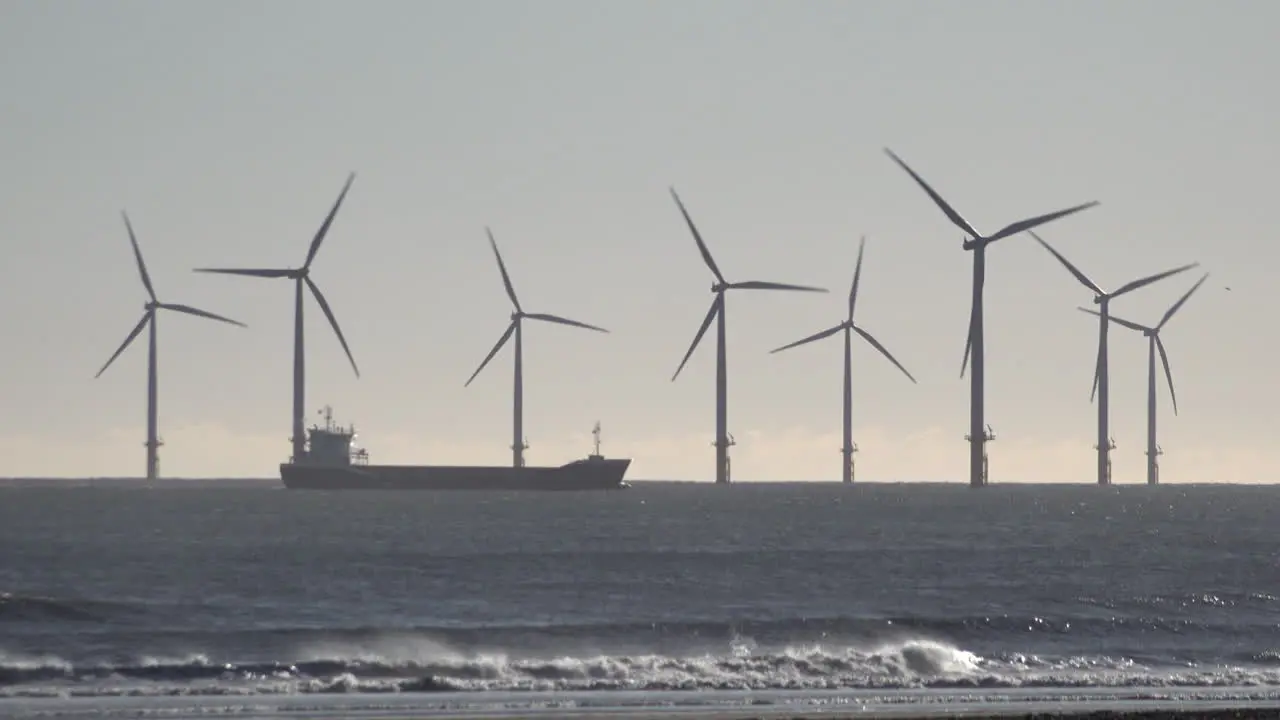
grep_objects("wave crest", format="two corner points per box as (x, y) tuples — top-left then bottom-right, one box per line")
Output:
(5, 635), (1280, 697)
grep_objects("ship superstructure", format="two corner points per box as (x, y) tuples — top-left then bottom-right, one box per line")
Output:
(294, 406), (369, 467)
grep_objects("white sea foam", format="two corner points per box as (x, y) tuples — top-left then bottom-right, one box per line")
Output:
(4, 635), (1280, 700)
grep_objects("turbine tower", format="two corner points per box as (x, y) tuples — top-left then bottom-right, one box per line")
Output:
(1081, 273), (1208, 485)
(465, 228), (609, 468)
(194, 173), (360, 464)
(669, 187), (828, 484)
(770, 236), (917, 484)
(883, 149), (1100, 487)
(96, 212), (246, 480)
(1030, 231), (1197, 485)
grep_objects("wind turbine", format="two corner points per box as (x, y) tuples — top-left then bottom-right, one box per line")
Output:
(669, 187), (829, 484)
(1080, 273), (1208, 485)
(1030, 231), (1197, 485)
(883, 148), (1100, 487)
(465, 228), (609, 468)
(194, 173), (360, 464)
(770, 236), (917, 484)
(96, 212), (246, 480)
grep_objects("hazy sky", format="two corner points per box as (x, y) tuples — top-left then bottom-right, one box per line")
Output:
(2, 0), (1276, 483)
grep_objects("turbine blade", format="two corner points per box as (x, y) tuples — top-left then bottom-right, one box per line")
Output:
(158, 303), (247, 328)
(1156, 336), (1178, 415)
(852, 325), (917, 384)
(305, 276), (359, 377)
(1029, 231), (1102, 295)
(193, 268), (293, 278)
(1156, 272), (1210, 331)
(122, 212), (157, 302)
(95, 313), (150, 378)
(1100, 307), (1152, 333)
(670, 187), (725, 284)
(729, 281), (828, 292)
(525, 312), (609, 333)
(848, 235), (866, 323)
(770, 324), (843, 354)
(1078, 307), (1154, 334)
(303, 172), (356, 270)
(672, 296), (720, 381)
(1111, 263), (1198, 299)
(985, 201), (1100, 243)
(465, 321), (516, 387)
(1090, 340), (1102, 403)
(883, 148), (980, 239)
(486, 228), (522, 312)
(960, 301), (975, 378)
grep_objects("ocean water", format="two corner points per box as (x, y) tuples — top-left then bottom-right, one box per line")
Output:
(1, 481), (1279, 718)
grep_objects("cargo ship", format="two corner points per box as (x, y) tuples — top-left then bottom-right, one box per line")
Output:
(279, 407), (632, 491)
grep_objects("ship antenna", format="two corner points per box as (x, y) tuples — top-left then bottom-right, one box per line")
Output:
(592, 421), (602, 456)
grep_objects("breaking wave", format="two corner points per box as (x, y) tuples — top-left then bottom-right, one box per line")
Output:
(4, 590), (1278, 700)
(4, 636), (1280, 699)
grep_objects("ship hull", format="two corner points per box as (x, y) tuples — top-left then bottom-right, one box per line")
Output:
(279, 457), (631, 491)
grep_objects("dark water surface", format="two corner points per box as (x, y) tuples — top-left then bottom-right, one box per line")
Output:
(1, 482), (1278, 712)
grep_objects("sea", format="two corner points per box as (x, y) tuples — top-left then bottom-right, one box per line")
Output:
(1, 480), (1279, 719)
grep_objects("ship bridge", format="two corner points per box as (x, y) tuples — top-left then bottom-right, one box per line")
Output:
(298, 406), (369, 467)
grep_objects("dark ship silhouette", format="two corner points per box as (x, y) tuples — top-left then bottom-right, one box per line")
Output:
(279, 407), (631, 491)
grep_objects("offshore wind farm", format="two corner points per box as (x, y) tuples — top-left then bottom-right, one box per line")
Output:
(70, 147), (1217, 490)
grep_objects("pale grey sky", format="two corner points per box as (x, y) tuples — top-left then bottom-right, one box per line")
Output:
(1, 0), (1275, 482)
